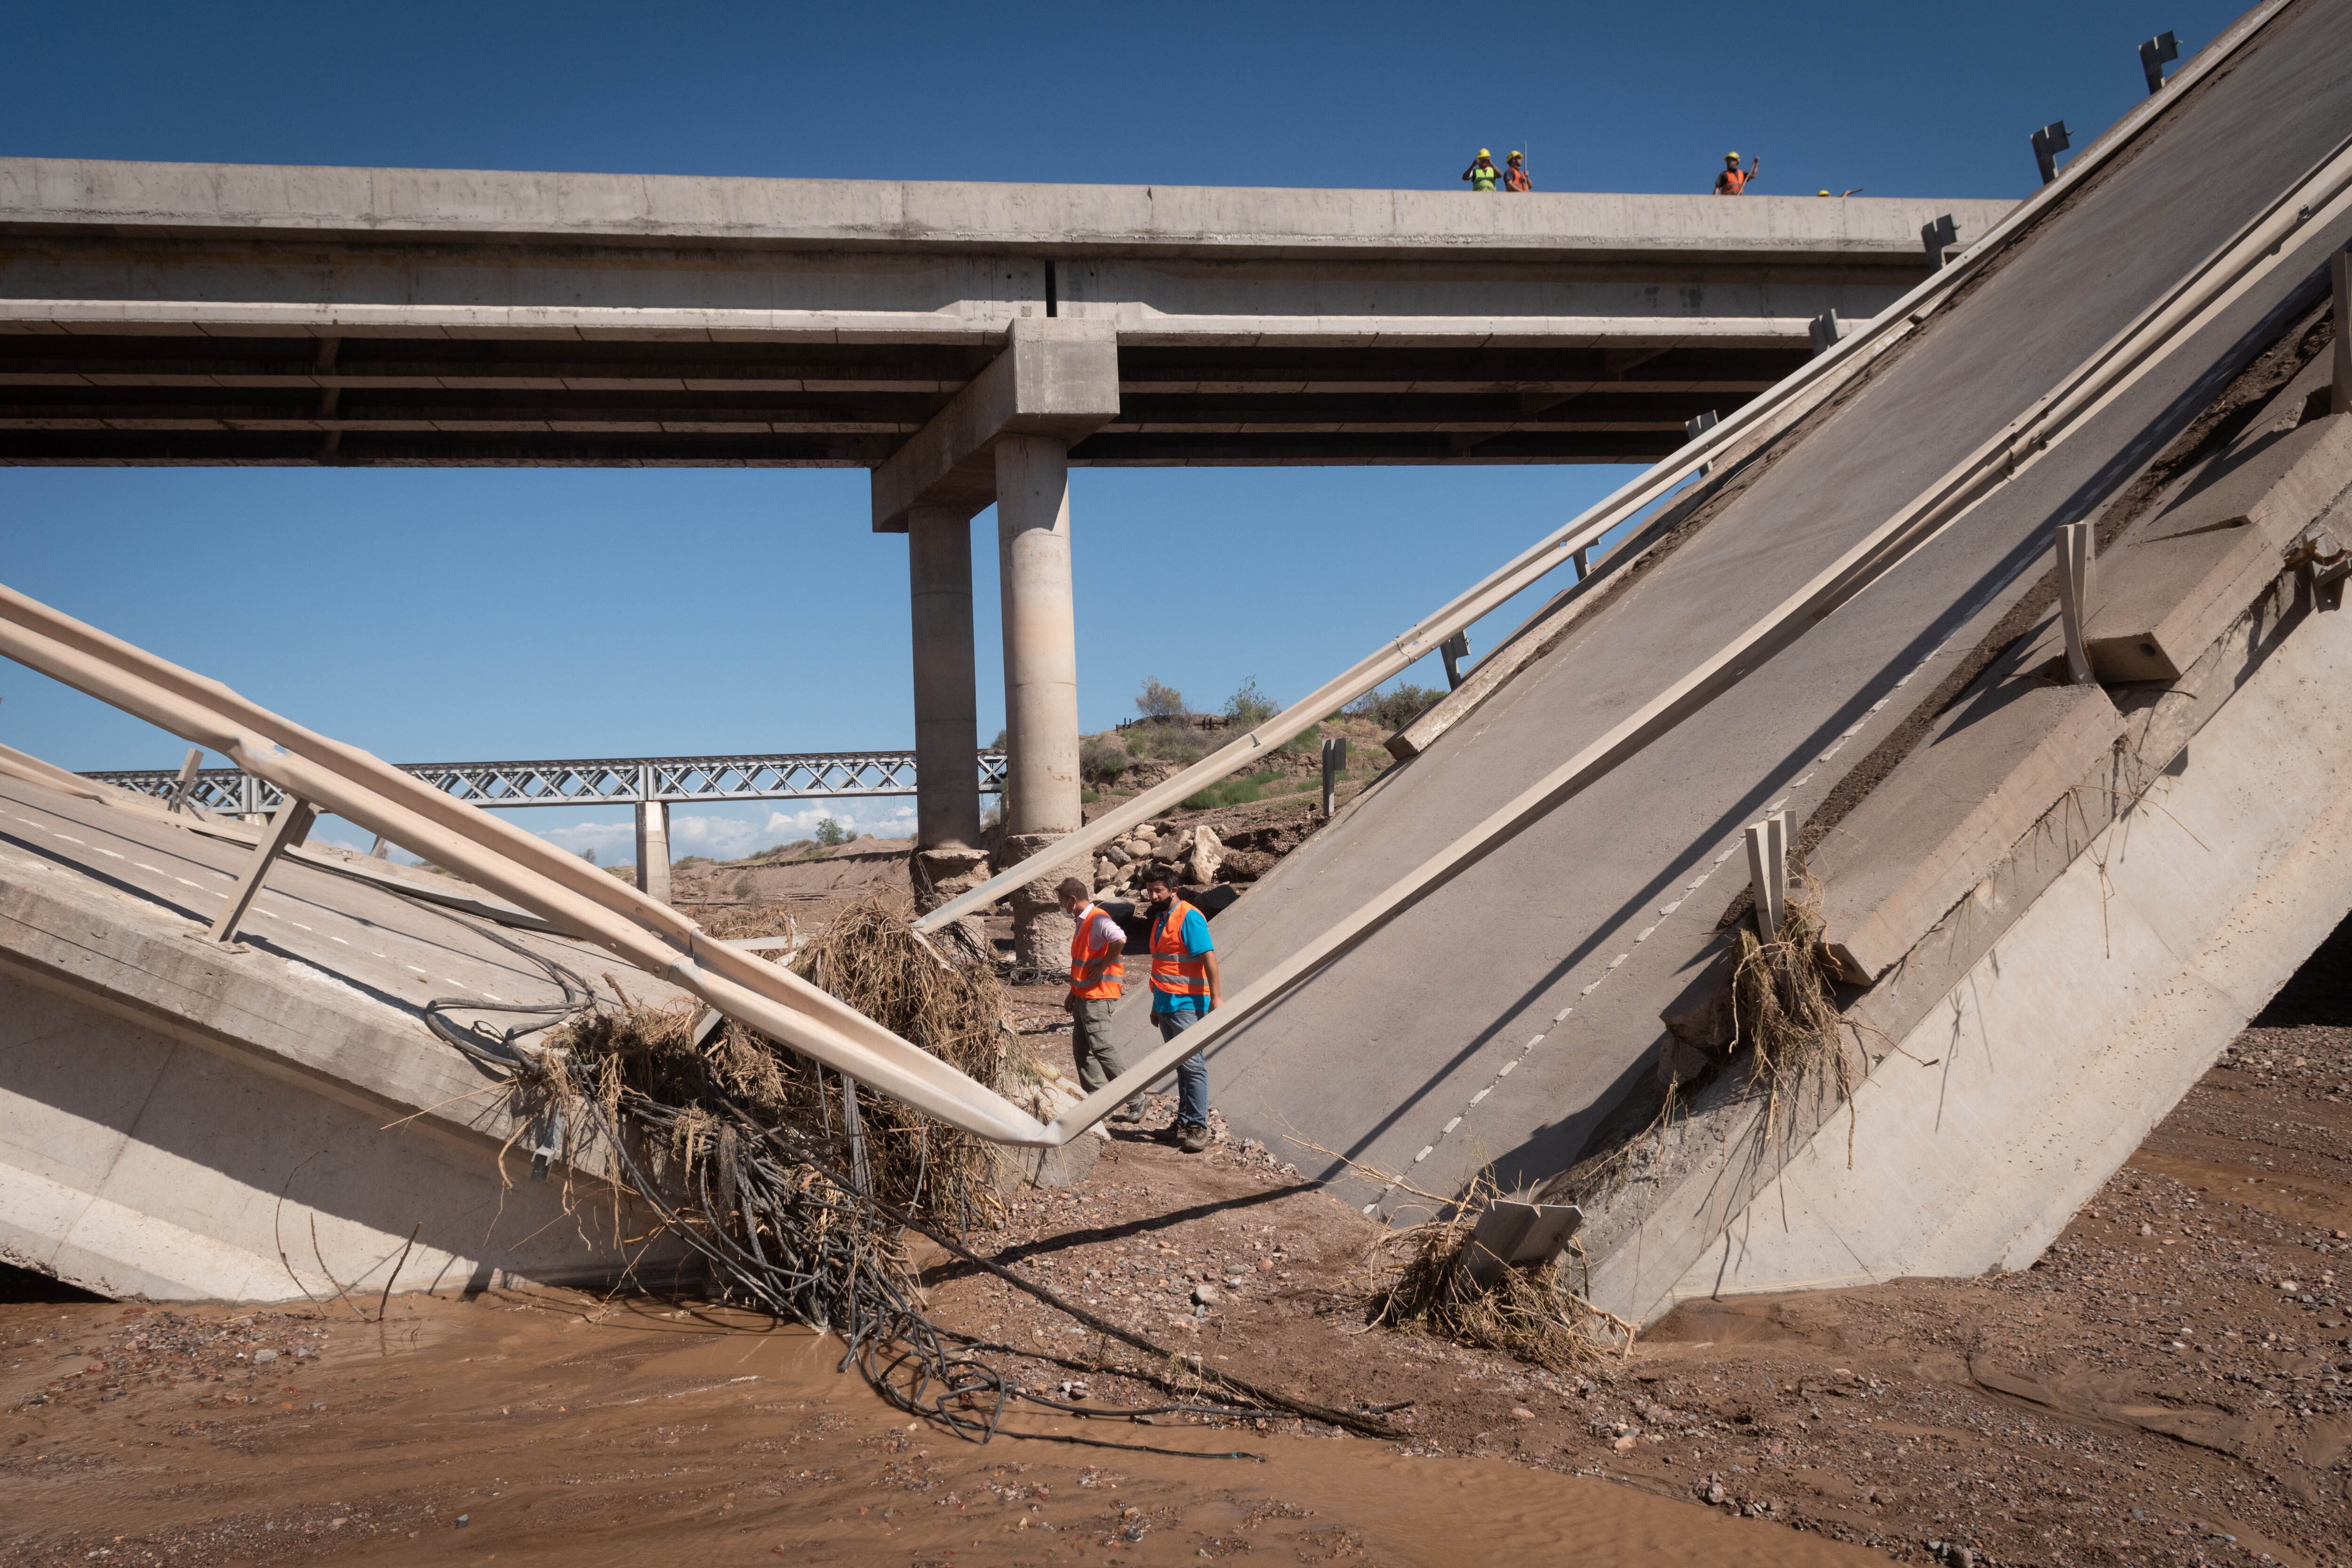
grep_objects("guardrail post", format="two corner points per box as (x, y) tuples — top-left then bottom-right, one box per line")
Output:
(2332, 247), (2350, 416)
(1439, 631), (1470, 690)
(1320, 736), (1349, 820)
(2056, 522), (2097, 685)
(166, 748), (203, 813)
(210, 796), (316, 944)
(1744, 810), (1790, 941)
(2139, 32), (2178, 96)
(1572, 545), (1592, 581)
(1808, 310), (1841, 357)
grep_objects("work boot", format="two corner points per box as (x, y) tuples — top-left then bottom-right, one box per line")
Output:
(1177, 1122), (1211, 1154)
(1110, 1099), (1146, 1124)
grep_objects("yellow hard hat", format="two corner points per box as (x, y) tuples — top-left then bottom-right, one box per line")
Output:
(1725, 151), (1741, 161)
(1509, 150), (1523, 159)
(1478, 148), (1490, 158)
(1818, 189), (1831, 196)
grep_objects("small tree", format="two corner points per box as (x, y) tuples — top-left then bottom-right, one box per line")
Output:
(1223, 676), (1277, 729)
(579, 846), (598, 866)
(814, 817), (851, 847)
(1135, 676), (1187, 721)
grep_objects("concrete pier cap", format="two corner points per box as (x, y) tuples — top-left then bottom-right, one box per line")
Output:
(872, 318), (1120, 956)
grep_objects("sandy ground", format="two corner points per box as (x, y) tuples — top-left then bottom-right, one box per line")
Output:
(6, 981), (2348, 1566)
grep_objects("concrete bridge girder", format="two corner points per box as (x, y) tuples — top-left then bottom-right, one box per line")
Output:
(0, 157), (2010, 467)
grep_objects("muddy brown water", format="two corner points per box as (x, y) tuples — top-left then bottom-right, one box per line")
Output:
(0, 1291), (1876, 1568)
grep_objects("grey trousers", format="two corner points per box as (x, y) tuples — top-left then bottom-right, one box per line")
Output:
(1070, 996), (1144, 1112)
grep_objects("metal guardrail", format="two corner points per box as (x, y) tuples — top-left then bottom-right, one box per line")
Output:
(84, 750), (1009, 816)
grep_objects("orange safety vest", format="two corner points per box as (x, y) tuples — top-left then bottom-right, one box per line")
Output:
(1148, 899), (1212, 998)
(1068, 903), (1123, 1000)
(1716, 168), (1748, 195)
(1504, 165), (1531, 192)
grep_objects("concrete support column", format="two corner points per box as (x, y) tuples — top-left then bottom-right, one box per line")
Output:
(634, 799), (670, 905)
(906, 503), (990, 918)
(994, 434), (1085, 966)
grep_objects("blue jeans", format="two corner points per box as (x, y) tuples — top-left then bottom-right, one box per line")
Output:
(1155, 1009), (1210, 1128)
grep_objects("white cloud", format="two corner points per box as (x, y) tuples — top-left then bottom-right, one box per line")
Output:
(535, 820), (636, 861)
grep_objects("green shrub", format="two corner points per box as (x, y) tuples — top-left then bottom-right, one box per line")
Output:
(1222, 677), (1277, 730)
(1345, 682), (1446, 732)
(1135, 677), (1188, 721)
(1179, 770), (1285, 811)
(1138, 724), (1211, 764)
(1079, 732), (1131, 785)
(814, 817), (851, 847)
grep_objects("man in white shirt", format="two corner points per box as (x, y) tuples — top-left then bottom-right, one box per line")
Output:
(1057, 877), (1145, 1122)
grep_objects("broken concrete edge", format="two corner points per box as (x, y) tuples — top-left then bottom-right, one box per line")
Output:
(2085, 408), (2352, 680)
(1644, 592), (2352, 1313)
(1822, 377), (2352, 981)
(871, 319), (1121, 532)
(1542, 404), (2351, 1310)
(0, 848), (615, 1188)
(1566, 566), (2350, 1324)
(1815, 678), (2122, 984)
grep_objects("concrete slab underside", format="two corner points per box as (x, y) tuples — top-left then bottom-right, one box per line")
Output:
(1104, 0), (2352, 1239)
(0, 772), (683, 1301)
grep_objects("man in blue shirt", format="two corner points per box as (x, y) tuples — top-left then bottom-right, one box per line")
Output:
(1141, 867), (1221, 1154)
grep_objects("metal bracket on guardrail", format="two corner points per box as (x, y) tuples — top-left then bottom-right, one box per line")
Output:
(1744, 811), (1790, 940)
(2056, 522), (2098, 683)
(1809, 310), (1842, 357)
(2286, 530), (2349, 612)
(2140, 32), (2179, 96)
(1439, 631), (1470, 690)
(2033, 121), (2073, 186)
(1922, 214), (1959, 272)
(1320, 736), (1349, 820)
(209, 795), (316, 944)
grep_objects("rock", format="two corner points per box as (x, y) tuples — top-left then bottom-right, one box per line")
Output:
(1510, 1406), (1535, 1420)
(1612, 1434), (1638, 1452)
(1094, 857), (1118, 885)
(1186, 825), (1223, 886)
(1704, 1481), (1726, 1505)
(1218, 849), (1275, 883)
(1105, 845), (1131, 867)
(252, 1349), (278, 1366)
(1192, 1284), (1220, 1306)
(1256, 1257), (1276, 1274)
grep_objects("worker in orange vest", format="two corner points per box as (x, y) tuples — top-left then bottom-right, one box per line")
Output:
(1715, 151), (1759, 194)
(1058, 877), (1144, 1122)
(1503, 151), (1532, 192)
(1141, 866), (1222, 1153)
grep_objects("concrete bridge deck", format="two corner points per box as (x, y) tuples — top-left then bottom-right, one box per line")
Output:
(0, 160), (2009, 467)
(1104, 0), (2352, 1322)
(0, 764), (681, 1301)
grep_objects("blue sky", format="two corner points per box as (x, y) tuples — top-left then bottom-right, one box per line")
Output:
(0, 0), (2251, 860)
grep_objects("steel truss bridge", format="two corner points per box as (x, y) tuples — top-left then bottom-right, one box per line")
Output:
(84, 749), (1008, 818)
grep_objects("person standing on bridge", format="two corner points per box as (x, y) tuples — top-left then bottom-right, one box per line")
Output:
(1142, 866), (1221, 1153)
(1503, 151), (1532, 192)
(1058, 877), (1146, 1124)
(1462, 149), (1501, 192)
(1715, 151), (1759, 194)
